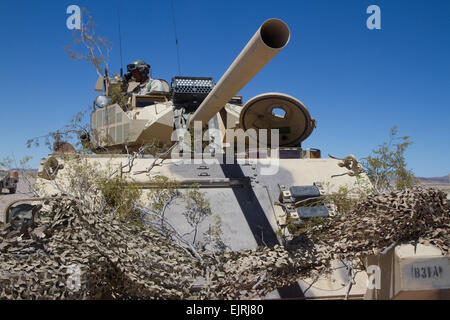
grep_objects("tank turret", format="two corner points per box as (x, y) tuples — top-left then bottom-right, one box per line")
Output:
(86, 18), (314, 152)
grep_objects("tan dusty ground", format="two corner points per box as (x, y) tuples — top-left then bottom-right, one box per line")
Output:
(0, 173), (36, 223)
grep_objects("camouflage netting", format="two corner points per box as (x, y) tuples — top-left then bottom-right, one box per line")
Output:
(0, 197), (201, 299)
(0, 196), (326, 299)
(307, 187), (450, 265)
(0, 187), (448, 299)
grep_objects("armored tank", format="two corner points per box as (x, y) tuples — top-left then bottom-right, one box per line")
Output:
(29, 18), (371, 298)
(6, 18), (447, 300)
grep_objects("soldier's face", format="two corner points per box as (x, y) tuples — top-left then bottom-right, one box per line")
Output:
(131, 70), (143, 82)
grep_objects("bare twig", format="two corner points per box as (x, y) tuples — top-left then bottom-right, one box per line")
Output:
(134, 143), (178, 175)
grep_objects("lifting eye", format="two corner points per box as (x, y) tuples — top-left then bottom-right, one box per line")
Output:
(271, 107), (286, 119)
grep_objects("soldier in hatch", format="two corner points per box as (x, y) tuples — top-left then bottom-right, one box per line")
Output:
(125, 60), (165, 95)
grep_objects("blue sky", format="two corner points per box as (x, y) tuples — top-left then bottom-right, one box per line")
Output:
(0, 0), (449, 177)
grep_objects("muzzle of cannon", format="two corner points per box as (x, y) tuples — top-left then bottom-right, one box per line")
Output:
(189, 18), (290, 126)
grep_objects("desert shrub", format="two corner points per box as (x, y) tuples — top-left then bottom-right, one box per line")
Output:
(323, 126), (416, 216)
(183, 184), (212, 244)
(146, 175), (180, 214)
(362, 126), (418, 192)
(0, 156), (13, 169)
(96, 174), (142, 221)
(37, 155), (142, 221)
(203, 215), (227, 252)
(323, 174), (373, 215)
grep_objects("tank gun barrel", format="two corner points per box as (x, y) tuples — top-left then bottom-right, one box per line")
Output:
(189, 18), (290, 125)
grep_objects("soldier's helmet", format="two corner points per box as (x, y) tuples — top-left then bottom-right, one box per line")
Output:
(127, 60), (150, 76)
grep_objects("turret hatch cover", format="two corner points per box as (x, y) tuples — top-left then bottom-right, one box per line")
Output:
(239, 93), (315, 146)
